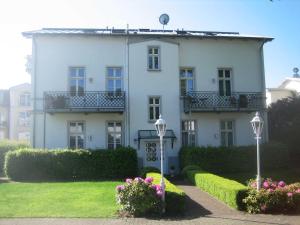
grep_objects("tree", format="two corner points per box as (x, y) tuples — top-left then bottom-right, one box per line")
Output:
(268, 96), (300, 164)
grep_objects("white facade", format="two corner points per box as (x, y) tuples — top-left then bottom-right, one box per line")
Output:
(25, 28), (272, 172)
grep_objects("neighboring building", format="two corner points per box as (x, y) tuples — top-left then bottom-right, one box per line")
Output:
(266, 68), (300, 106)
(0, 90), (10, 140)
(23, 28), (272, 172)
(9, 83), (31, 142)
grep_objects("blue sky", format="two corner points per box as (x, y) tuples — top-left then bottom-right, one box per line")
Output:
(0, 0), (299, 89)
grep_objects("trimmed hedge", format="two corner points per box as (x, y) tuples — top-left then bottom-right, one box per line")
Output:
(0, 140), (29, 176)
(5, 147), (138, 181)
(139, 166), (161, 178)
(146, 172), (186, 215)
(179, 142), (289, 174)
(187, 169), (247, 210)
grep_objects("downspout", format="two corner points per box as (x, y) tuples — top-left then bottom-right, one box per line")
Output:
(32, 37), (37, 148)
(126, 28), (131, 147)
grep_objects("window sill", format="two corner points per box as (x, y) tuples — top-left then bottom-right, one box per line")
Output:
(147, 69), (161, 72)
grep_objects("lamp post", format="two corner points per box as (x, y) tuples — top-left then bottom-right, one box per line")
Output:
(154, 114), (166, 213)
(250, 112), (264, 191)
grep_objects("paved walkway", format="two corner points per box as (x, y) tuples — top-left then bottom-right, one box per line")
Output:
(0, 180), (299, 225)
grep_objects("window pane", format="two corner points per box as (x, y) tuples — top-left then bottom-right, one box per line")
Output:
(148, 56), (153, 69)
(155, 107), (159, 119)
(227, 121), (233, 130)
(115, 123), (122, 132)
(182, 132), (188, 147)
(187, 80), (193, 92)
(107, 68), (114, 77)
(70, 68), (76, 77)
(154, 48), (158, 54)
(115, 80), (122, 90)
(70, 136), (76, 149)
(221, 132), (226, 146)
(219, 80), (224, 96)
(180, 80), (186, 96)
(228, 132), (233, 146)
(155, 98), (159, 104)
(108, 133), (114, 143)
(190, 121), (195, 131)
(148, 48), (153, 54)
(225, 80), (231, 96)
(154, 56), (159, 69)
(190, 133), (196, 146)
(180, 70), (185, 78)
(107, 123), (114, 132)
(107, 80), (114, 91)
(77, 135), (84, 148)
(149, 107), (154, 120)
(225, 70), (230, 78)
(77, 123), (84, 133)
(115, 68), (122, 77)
(78, 68), (85, 77)
(149, 98), (153, 104)
(218, 70), (223, 78)
(187, 70), (193, 78)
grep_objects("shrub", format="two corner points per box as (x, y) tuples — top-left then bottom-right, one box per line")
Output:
(181, 165), (201, 177)
(187, 169), (247, 210)
(116, 177), (162, 216)
(5, 147), (138, 181)
(0, 140), (29, 176)
(147, 172), (186, 215)
(139, 166), (161, 178)
(179, 142), (289, 174)
(243, 179), (300, 214)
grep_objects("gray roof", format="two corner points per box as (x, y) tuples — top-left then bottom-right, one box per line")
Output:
(22, 28), (273, 42)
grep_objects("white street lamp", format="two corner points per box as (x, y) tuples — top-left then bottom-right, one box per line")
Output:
(250, 112), (264, 191)
(154, 114), (166, 213)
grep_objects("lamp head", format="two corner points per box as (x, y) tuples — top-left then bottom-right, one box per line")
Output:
(154, 115), (166, 137)
(250, 112), (264, 137)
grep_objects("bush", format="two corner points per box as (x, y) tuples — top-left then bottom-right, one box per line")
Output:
(147, 172), (186, 215)
(139, 167), (160, 178)
(0, 140), (29, 176)
(116, 177), (162, 216)
(187, 169), (247, 210)
(5, 147), (138, 181)
(243, 179), (300, 214)
(181, 165), (201, 177)
(179, 142), (289, 174)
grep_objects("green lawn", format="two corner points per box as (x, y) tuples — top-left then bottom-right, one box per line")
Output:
(0, 181), (122, 218)
(221, 168), (300, 185)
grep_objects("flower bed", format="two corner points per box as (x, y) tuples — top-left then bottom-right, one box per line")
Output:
(243, 178), (300, 213)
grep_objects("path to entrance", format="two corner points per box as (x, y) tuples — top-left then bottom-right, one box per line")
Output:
(0, 180), (299, 225)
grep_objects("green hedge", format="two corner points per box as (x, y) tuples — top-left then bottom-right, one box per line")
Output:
(0, 140), (29, 176)
(179, 141), (289, 174)
(5, 147), (138, 181)
(187, 169), (247, 210)
(146, 172), (185, 215)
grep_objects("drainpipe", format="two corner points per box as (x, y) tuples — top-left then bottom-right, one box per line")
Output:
(32, 37), (37, 148)
(126, 26), (131, 147)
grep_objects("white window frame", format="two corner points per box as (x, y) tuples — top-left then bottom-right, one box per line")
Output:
(148, 96), (161, 122)
(69, 67), (85, 96)
(68, 121), (85, 149)
(218, 68), (232, 96)
(107, 121), (123, 149)
(148, 46), (161, 71)
(18, 111), (31, 127)
(180, 68), (194, 96)
(220, 120), (235, 147)
(19, 92), (31, 106)
(106, 67), (123, 93)
(181, 120), (196, 147)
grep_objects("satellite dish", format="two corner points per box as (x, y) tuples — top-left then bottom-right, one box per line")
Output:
(159, 14), (170, 28)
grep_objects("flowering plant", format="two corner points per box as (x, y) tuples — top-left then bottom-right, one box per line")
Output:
(116, 177), (163, 216)
(243, 178), (300, 214)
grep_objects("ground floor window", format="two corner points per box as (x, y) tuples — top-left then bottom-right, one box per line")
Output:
(107, 121), (122, 149)
(182, 120), (196, 147)
(220, 120), (234, 147)
(69, 121), (85, 149)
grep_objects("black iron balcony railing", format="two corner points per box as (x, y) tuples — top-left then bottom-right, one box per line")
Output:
(183, 91), (265, 113)
(44, 91), (125, 113)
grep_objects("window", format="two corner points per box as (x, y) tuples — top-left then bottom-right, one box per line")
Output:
(148, 47), (160, 70)
(182, 120), (196, 147)
(69, 67), (85, 96)
(69, 121), (85, 149)
(20, 93), (31, 106)
(19, 111), (30, 126)
(180, 68), (194, 96)
(107, 122), (122, 149)
(107, 67), (123, 93)
(220, 120), (234, 147)
(218, 69), (232, 96)
(149, 97), (160, 121)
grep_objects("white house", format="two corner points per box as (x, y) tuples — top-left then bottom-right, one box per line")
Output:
(23, 28), (272, 173)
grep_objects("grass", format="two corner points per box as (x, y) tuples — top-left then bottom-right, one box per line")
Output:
(221, 168), (300, 185)
(0, 181), (122, 218)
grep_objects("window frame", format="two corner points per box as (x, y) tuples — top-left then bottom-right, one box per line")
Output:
(18, 111), (31, 127)
(181, 120), (197, 147)
(68, 121), (86, 149)
(148, 96), (161, 122)
(106, 121), (123, 149)
(19, 92), (31, 106)
(147, 46), (161, 71)
(106, 67), (123, 93)
(218, 68), (233, 96)
(180, 67), (195, 96)
(220, 120), (235, 147)
(68, 67), (86, 96)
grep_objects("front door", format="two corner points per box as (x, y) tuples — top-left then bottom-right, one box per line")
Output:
(143, 141), (168, 172)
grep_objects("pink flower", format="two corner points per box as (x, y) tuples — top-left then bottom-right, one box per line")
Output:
(125, 178), (133, 183)
(144, 177), (154, 184)
(116, 185), (125, 192)
(278, 181), (286, 188)
(287, 192), (293, 197)
(295, 189), (300, 193)
(268, 188), (274, 193)
(156, 190), (163, 197)
(134, 177), (144, 182)
(155, 184), (161, 191)
(151, 184), (157, 190)
(263, 181), (269, 189)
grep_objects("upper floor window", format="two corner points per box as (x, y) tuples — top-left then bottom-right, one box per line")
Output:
(69, 121), (85, 149)
(107, 67), (123, 93)
(149, 97), (161, 121)
(180, 68), (194, 96)
(69, 67), (85, 96)
(182, 120), (196, 147)
(107, 121), (122, 149)
(19, 111), (31, 126)
(148, 47), (160, 70)
(20, 93), (31, 106)
(218, 69), (232, 96)
(220, 120), (234, 147)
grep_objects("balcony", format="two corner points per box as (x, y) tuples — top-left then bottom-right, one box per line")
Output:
(44, 91), (125, 113)
(183, 91), (265, 113)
